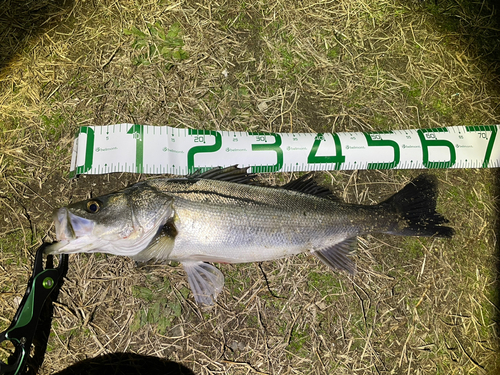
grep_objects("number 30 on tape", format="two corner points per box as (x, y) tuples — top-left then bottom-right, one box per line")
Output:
(69, 124), (499, 177)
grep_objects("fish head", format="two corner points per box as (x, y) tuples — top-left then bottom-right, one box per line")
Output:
(47, 183), (174, 256)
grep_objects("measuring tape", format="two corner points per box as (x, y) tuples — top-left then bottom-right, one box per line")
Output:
(69, 124), (500, 177)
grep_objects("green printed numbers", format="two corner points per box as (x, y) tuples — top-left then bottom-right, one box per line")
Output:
(127, 124), (144, 173)
(364, 133), (400, 169)
(307, 133), (345, 170)
(417, 129), (456, 169)
(74, 127), (95, 176)
(73, 124), (500, 176)
(187, 130), (222, 173)
(465, 125), (498, 168)
(249, 133), (283, 172)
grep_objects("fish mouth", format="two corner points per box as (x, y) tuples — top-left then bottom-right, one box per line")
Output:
(46, 208), (95, 254)
(55, 207), (95, 240)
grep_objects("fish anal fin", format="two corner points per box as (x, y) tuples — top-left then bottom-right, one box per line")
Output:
(282, 173), (340, 201)
(313, 237), (357, 274)
(182, 261), (225, 306)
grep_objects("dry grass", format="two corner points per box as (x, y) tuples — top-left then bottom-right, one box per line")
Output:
(1, 0), (499, 374)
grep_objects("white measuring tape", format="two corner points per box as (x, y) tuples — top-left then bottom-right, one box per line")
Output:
(69, 124), (500, 177)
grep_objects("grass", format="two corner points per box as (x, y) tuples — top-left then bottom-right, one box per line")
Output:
(129, 276), (183, 334)
(124, 22), (188, 68)
(0, 0), (499, 374)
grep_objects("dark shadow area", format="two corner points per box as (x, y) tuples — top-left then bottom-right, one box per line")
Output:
(52, 353), (196, 375)
(494, 169), (500, 375)
(0, 0), (74, 75)
(401, 0), (500, 365)
(419, 0), (500, 350)
(420, 0), (500, 75)
(479, 0), (500, 359)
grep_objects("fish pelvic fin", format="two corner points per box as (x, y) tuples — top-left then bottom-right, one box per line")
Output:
(381, 175), (454, 238)
(182, 261), (224, 306)
(313, 238), (357, 274)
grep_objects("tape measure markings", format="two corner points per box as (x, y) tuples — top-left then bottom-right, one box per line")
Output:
(69, 124), (500, 177)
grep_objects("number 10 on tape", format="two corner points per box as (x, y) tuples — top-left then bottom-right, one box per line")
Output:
(69, 124), (500, 177)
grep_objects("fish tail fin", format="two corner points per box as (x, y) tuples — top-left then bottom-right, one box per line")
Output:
(381, 175), (454, 238)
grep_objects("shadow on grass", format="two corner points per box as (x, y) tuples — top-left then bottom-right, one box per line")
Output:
(0, 0), (74, 74)
(495, 169), (500, 341)
(478, 0), (500, 358)
(52, 353), (196, 375)
(421, 0), (500, 74)
(417, 0), (500, 353)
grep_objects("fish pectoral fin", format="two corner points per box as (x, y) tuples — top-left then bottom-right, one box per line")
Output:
(132, 219), (177, 262)
(313, 237), (357, 274)
(181, 261), (225, 306)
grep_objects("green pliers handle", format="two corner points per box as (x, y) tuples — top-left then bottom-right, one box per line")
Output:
(0, 243), (68, 375)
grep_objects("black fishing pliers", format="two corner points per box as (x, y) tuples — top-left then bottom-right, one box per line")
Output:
(0, 243), (68, 375)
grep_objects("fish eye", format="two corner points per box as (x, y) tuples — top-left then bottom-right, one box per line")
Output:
(86, 200), (101, 213)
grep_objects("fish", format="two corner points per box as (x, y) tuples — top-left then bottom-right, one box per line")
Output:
(46, 166), (453, 305)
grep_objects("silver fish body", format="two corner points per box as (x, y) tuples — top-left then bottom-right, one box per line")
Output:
(47, 167), (453, 305)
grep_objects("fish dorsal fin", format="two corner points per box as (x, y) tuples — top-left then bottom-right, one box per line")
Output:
(313, 237), (357, 274)
(282, 173), (340, 201)
(189, 165), (257, 185)
(181, 261), (225, 305)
